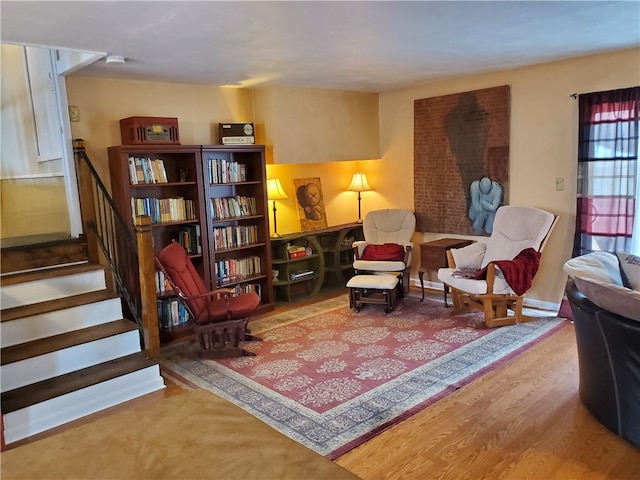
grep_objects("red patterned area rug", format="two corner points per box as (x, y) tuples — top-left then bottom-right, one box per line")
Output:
(160, 292), (566, 459)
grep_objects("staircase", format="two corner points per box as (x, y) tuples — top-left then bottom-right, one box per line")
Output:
(0, 237), (165, 446)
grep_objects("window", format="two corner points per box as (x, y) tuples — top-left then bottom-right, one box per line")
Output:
(574, 87), (640, 256)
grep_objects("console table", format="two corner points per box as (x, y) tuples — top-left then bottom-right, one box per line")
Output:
(419, 238), (474, 305)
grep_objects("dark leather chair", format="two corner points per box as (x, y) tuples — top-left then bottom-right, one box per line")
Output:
(565, 279), (640, 446)
(156, 241), (261, 358)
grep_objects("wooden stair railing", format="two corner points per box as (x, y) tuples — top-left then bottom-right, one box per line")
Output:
(74, 143), (159, 358)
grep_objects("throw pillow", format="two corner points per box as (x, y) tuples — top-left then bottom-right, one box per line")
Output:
(563, 251), (623, 285)
(361, 243), (405, 262)
(615, 251), (640, 290)
(451, 241), (486, 269)
(574, 276), (640, 322)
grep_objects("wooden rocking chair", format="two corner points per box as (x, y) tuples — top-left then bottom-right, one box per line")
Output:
(156, 241), (261, 358)
(437, 206), (558, 328)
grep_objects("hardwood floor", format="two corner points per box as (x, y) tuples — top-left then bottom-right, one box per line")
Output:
(334, 323), (640, 480)
(5, 288), (639, 479)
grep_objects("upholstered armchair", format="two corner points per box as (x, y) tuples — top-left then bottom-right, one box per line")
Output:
(437, 205), (557, 327)
(352, 209), (416, 296)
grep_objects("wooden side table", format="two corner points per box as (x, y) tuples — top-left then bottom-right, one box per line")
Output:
(419, 238), (474, 305)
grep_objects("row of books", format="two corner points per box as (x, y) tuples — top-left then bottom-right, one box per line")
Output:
(211, 195), (257, 220)
(176, 224), (202, 254)
(157, 298), (190, 330)
(208, 158), (248, 184)
(155, 269), (172, 294)
(131, 196), (197, 224)
(157, 267), (263, 299)
(157, 282), (262, 331)
(212, 225), (258, 250)
(128, 156), (168, 184)
(215, 255), (262, 283)
(231, 282), (262, 300)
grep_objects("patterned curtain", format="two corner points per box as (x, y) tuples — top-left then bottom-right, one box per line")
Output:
(573, 86), (640, 257)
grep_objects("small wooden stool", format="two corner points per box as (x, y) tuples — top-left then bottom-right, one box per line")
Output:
(347, 274), (399, 314)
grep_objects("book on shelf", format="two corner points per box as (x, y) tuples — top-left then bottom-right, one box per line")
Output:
(157, 298), (190, 330)
(232, 282), (262, 300)
(211, 195), (257, 220)
(212, 224), (258, 249)
(127, 156), (168, 185)
(208, 157), (247, 184)
(214, 255), (261, 284)
(155, 270), (172, 294)
(177, 223), (202, 254)
(130, 196), (196, 224)
(290, 269), (315, 280)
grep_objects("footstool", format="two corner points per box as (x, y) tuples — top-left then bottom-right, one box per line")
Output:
(347, 274), (399, 314)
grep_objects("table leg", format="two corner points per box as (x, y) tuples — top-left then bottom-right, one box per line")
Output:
(444, 285), (449, 307)
(419, 270), (425, 302)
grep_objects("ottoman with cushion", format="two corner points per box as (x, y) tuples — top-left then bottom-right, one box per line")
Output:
(347, 274), (399, 314)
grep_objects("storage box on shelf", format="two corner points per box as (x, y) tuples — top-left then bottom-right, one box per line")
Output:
(202, 145), (274, 314)
(108, 144), (208, 342)
(270, 223), (363, 303)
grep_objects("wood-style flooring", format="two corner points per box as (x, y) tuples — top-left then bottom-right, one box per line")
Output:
(5, 288), (640, 479)
(334, 322), (640, 479)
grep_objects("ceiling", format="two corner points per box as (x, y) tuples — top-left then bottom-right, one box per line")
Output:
(2, 1), (639, 92)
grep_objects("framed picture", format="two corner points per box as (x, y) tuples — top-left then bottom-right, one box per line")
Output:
(293, 177), (328, 231)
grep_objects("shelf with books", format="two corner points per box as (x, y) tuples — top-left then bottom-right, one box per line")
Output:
(127, 155), (169, 184)
(202, 145), (273, 314)
(108, 144), (209, 341)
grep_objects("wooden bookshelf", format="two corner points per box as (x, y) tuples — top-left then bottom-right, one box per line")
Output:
(201, 144), (274, 314)
(108, 144), (208, 342)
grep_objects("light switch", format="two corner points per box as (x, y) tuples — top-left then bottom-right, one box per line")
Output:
(555, 177), (565, 191)
(68, 106), (79, 122)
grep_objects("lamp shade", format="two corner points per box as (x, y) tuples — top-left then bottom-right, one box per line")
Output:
(267, 178), (288, 201)
(347, 172), (372, 192)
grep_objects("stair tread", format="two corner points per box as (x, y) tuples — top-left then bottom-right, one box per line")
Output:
(1, 289), (119, 322)
(0, 234), (79, 250)
(1, 352), (158, 413)
(1, 236), (88, 275)
(1, 319), (139, 365)
(0, 263), (104, 287)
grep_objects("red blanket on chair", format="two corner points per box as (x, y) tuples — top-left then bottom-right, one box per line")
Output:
(474, 248), (542, 295)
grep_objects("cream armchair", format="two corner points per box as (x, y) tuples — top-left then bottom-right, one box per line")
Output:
(437, 205), (557, 327)
(352, 209), (416, 296)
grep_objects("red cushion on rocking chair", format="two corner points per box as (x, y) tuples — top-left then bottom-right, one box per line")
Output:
(197, 292), (261, 325)
(361, 243), (405, 261)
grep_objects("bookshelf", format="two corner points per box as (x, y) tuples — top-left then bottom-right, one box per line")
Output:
(109, 144), (275, 340)
(202, 145), (274, 314)
(108, 144), (208, 342)
(270, 223), (363, 303)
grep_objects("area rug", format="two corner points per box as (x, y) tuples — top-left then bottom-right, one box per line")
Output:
(160, 292), (566, 459)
